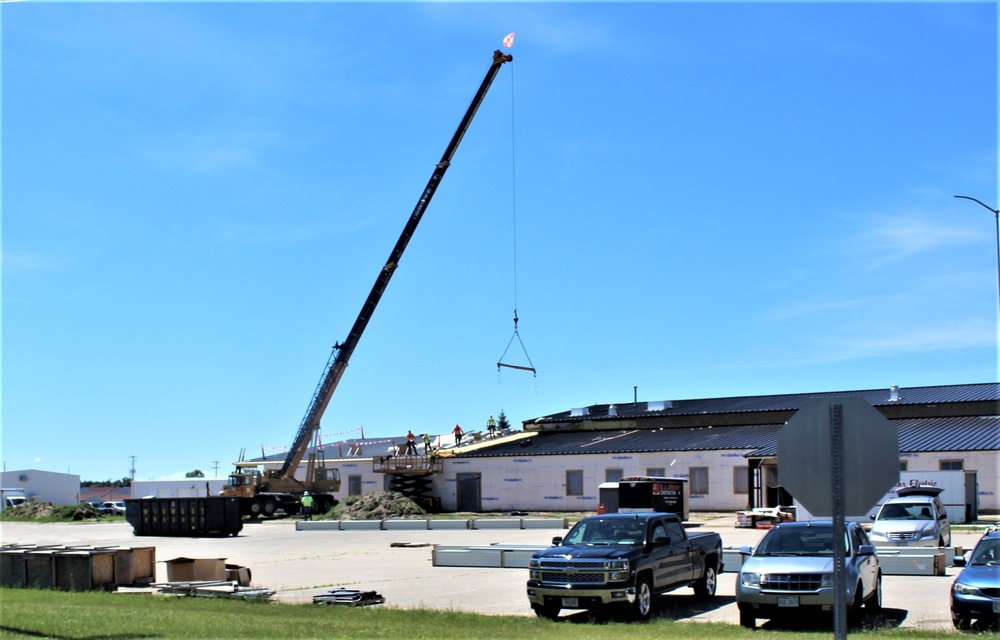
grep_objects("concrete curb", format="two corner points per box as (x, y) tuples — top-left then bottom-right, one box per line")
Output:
(296, 517), (567, 532)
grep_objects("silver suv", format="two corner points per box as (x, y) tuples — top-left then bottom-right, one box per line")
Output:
(98, 501), (126, 516)
(736, 521), (882, 629)
(868, 486), (951, 548)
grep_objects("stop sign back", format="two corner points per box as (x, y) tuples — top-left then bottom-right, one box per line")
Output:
(777, 396), (899, 517)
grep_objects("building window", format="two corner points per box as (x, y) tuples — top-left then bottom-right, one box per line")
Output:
(690, 467), (709, 495)
(733, 467), (749, 494)
(606, 469), (623, 483)
(940, 460), (964, 471)
(647, 468), (665, 478)
(348, 475), (362, 497)
(899, 460), (908, 471)
(566, 470), (584, 496)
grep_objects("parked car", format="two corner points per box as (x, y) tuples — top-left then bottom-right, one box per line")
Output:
(868, 486), (951, 547)
(951, 527), (1000, 630)
(736, 521), (882, 629)
(98, 501), (126, 515)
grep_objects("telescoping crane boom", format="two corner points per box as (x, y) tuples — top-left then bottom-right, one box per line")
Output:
(224, 50), (512, 517)
(280, 48), (512, 478)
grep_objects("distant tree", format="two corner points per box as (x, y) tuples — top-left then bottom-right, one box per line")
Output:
(185, 470), (205, 478)
(497, 410), (511, 432)
(81, 478), (131, 488)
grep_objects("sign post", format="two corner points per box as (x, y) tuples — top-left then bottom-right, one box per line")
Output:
(829, 403), (848, 640)
(778, 396), (899, 640)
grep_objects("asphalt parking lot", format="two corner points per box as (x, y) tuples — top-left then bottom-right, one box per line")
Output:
(1, 515), (988, 632)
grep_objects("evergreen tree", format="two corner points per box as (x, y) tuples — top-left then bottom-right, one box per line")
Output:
(497, 410), (511, 432)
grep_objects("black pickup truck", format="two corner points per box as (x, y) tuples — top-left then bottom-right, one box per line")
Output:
(526, 512), (723, 620)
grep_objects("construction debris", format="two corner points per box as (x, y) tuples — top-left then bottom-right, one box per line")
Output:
(313, 588), (385, 606)
(152, 580), (274, 600)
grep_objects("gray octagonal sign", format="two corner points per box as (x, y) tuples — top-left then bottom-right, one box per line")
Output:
(777, 396), (899, 517)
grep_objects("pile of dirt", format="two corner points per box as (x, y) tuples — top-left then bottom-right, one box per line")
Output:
(1, 502), (102, 521)
(330, 491), (427, 520)
(3, 502), (54, 520)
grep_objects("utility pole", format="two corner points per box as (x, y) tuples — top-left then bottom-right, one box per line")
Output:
(129, 456), (137, 481)
(212, 460), (220, 477)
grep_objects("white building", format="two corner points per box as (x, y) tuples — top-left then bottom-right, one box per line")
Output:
(131, 479), (228, 499)
(0, 469), (80, 507)
(313, 382), (999, 517)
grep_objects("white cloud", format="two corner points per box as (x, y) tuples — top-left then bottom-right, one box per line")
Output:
(2, 250), (72, 273)
(861, 214), (984, 268)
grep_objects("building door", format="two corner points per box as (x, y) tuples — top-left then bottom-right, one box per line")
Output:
(456, 473), (481, 512)
(965, 471), (979, 521)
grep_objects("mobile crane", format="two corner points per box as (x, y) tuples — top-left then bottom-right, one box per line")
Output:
(221, 50), (513, 518)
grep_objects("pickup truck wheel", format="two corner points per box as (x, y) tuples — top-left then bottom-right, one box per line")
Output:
(631, 575), (653, 621)
(693, 564), (717, 599)
(738, 607), (755, 629)
(532, 603), (559, 620)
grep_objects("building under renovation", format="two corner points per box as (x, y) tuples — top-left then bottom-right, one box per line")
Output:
(259, 382), (999, 517)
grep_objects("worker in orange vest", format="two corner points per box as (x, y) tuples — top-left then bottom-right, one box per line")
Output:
(453, 423), (464, 446)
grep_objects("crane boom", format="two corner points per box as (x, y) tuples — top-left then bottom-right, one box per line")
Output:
(277, 49), (513, 479)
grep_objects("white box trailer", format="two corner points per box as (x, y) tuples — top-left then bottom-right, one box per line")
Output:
(793, 470), (977, 523)
(1, 489), (27, 510)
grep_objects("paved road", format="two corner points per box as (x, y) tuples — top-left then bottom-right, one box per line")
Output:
(1, 516), (985, 632)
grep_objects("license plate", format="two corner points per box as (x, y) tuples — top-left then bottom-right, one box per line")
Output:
(993, 602), (1000, 613)
(562, 597), (579, 608)
(777, 595), (800, 607)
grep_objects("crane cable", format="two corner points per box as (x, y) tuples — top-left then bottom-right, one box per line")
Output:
(496, 50), (536, 377)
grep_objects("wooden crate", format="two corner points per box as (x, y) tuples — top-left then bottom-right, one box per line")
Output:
(115, 547), (156, 585)
(55, 550), (116, 591)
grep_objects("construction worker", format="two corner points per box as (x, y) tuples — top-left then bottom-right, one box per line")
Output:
(421, 433), (433, 454)
(405, 430), (418, 455)
(301, 491), (314, 521)
(487, 415), (497, 438)
(453, 423), (464, 446)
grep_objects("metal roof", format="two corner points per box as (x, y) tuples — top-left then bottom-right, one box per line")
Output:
(531, 382), (1000, 424)
(459, 423), (784, 458)
(742, 415), (1000, 457)
(459, 415), (999, 459)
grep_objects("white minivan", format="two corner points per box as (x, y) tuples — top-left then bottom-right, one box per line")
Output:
(868, 486), (951, 547)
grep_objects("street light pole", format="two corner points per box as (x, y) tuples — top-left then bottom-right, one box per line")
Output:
(954, 195), (1000, 311)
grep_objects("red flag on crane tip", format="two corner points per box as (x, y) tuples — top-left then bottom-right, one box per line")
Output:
(503, 32), (515, 48)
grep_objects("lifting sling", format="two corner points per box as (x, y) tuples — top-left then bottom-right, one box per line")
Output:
(497, 310), (536, 376)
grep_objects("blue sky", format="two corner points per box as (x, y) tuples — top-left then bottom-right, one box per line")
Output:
(2, 2), (997, 482)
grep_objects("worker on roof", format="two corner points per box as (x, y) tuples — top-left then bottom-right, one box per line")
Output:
(421, 433), (433, 454)
(487, 415), (496, 438)
(405, 430), (418, 455)
(453, 423), (464, 446)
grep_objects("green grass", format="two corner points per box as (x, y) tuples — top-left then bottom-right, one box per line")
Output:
(0, 589), (971, 640)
